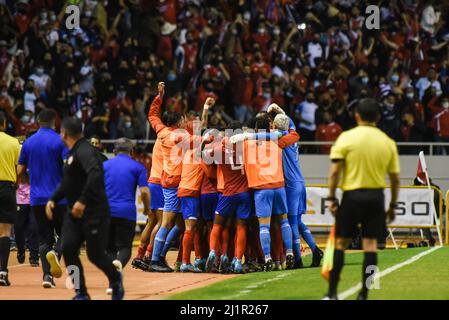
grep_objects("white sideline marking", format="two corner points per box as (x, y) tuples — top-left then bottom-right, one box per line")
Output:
(222, 272), (290, 299)
(9, 264), (29, 269)
(338, 246), (442, 300)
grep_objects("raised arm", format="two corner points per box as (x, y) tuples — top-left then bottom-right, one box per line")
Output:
(148, 82), (166, 134)
(201, 97), (215, 129)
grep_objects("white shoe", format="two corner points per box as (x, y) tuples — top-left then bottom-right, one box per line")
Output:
(108, 260), (123, 295)
(112, 260), (123, 272)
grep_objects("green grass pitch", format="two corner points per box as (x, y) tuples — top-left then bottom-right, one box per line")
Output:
(169, 246), (449, 300)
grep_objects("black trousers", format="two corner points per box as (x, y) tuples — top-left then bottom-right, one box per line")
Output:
(0, 181), (16, 224)
(14, 205), (39, 259)
(32, 204), (65, 277)
(61, 211), (120, 294)
(107, 217), (136, 268)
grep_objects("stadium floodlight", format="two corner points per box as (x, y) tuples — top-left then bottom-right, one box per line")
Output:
(297, 23), (306, 30)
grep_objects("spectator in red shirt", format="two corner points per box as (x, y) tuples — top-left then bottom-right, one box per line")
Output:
(251, 23), (271, 56)
(156, 22), (175, 63)
(195, 80), (218, 112)
(132, 143), (153, 180)
(234, 65), (254, 122)
(431, 96), (449, 154)
(251, 83), (273, 113)
(251, 51), (272, 87)
(8, 109), (39, 136)
(108, 85), (133, 139)
(399, 112), (426, 154)
(315, 110), (342, 154)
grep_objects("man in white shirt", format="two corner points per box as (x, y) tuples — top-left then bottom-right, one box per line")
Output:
(415, 68), (442, 101)
(24, 80), (37, 114)
(307, 35), (323, 68)
(28, 65), (50, 96)
(295, 92), (318, 152)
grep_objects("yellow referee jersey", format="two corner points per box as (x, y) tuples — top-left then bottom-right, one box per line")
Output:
(330, 126), (400, 191)
(0, 132), (21, 183)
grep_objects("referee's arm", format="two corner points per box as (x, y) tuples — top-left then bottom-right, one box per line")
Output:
(387, 172), (400, 223)
(327, 160), (343, 216)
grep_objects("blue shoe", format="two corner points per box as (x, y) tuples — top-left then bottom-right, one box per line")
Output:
(111, 273), (125, 300)
(233, 259), (243, 274)
(230, 257), (236, 272)
(180, 263), (195, 273)
(72, 290), (90, 300)
(193, 258), (206, 273)
(205, 251), (216, 273)
(219, 255), (229, 273)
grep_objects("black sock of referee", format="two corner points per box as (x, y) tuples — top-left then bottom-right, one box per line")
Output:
(328, 249), (344, 297)
(361, 252), (378, 298)
(0, 236), (11, 272)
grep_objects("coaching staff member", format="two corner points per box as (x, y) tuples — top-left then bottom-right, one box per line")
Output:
(325, 98), (400, 300)
(103, 137), (150, 294)
(46, 117), (124, 300)
(17, 109), (67, 288)
(0, 112), (21, 286)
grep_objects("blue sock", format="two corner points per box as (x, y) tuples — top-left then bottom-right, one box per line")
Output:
(280, 218), (293, 255)
(298, 219), (316, 251)
(152, 227), (168, 261)
(161, 226), (181, 258)
(290, 222), (301, 262)
(259, 224), (271, 261)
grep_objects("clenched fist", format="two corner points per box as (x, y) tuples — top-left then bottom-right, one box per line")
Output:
(204, 97), (216, 110)
(158, 82), (165, 98)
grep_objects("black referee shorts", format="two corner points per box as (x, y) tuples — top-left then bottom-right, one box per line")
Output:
(335, 189), (386, 239)
(0, 181), (17, 224)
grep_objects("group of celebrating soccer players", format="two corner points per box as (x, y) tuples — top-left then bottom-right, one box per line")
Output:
(131, 82), (323, 274)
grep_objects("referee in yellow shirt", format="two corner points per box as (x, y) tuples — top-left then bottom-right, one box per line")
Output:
(0, 112), (21, 286)
(324, 98), (400, 300)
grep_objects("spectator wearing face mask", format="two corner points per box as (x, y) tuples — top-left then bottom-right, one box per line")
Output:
(7, 110), (39, 136)
(430, 96), (449, 154)
(108, 86), (133, 139)
(251, 84), (272, 113)
(252, 23), (271, 57)
(118, 114), (136, 139)
(315, 111), (342, 154)
(28, 65), (51, 100)
(379, 92), (401, 140)
(401, 87), (425, 124)
(251, 51), (272, 87)
(348, 69), (370, 99)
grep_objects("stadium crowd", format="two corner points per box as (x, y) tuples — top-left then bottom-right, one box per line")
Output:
(0, 0), (447, 300)
(0, 0), (448, 154)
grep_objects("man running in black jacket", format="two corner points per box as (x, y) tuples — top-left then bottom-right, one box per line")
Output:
(46, 117), (124, 300)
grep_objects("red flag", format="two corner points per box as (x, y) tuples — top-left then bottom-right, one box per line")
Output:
(417, 151), (429, 185)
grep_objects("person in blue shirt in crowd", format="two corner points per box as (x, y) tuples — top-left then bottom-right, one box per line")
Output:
(103, 137), (150, 294)
(17, 109), (68, 288)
